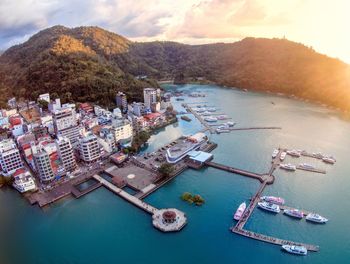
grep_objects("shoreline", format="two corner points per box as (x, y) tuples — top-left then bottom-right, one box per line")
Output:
(160, 81), (350, 116)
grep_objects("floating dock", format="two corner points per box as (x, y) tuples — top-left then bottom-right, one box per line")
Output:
(203, 149), (321, 252)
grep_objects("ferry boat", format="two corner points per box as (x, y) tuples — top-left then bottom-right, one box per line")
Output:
(217, 115), (228, 120)
(284, 209), (304, 219)
(287, 149), (301, 157)
(261, 196), (285, 205)
(204, 116), (217, 122)
(272, 149), (279, 158)
(281, 245), (307, 256)
(279, 163), (296, 171)
(280, 152), (287, 161)
(258, 201), (280, 213)
(234, 202), (246, 220)
(306, 213), (328, 223)
(322, 156), (336, 164)
(299, 163), (315, 170)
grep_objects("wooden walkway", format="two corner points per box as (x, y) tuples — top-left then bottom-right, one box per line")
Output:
(228, 127), (281, 131)
(183, 103), (215, 133)
(296, 166), (326, 174)
(205, 161), (267, 183)
(231, 228), (319, 252)
(93, 175), (158, 214)
(225, 148), (320, 252)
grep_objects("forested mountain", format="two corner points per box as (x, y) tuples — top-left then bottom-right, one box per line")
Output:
(0, 25), (349, 111)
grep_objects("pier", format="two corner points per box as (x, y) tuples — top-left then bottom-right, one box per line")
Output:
(201, 148), (320, 252)
(182, 103), (215, 133)
(93, 174), (157, 214)
(230, 178), (320, 252)
(231, 228), (319, 252)
(205, 161), (273, 183)
(296, 166), (326, 174)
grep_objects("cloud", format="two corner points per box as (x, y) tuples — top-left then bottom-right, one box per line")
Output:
(0, 0), (174, 49)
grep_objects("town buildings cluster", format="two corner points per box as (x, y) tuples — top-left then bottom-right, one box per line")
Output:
(0, 87), (173, 194)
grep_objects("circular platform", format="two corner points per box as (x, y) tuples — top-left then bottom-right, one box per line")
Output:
(152, 208), (187, 232)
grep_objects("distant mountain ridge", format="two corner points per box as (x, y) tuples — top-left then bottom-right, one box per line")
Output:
(0, 25), (349, 111)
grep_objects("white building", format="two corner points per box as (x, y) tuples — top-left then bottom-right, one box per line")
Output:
(53, 105), (81, 146)
(79, 133), (101, 163)
(111, 116), (133, 145)
(53, 106), (77, 132)
(12, 169), (36, 193)
(48, 98), (61, 113)
(97, 133), (116, 153)
(143, 88), (157, 109)
(0, 139), (23, 176)
(130, 102), (147, 117)
(32, 145), (55, 183)
(56, 136), (76, 173)
(39, 93), (50, 103)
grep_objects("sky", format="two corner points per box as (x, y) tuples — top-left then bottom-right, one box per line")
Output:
(0, 0), (350, 63)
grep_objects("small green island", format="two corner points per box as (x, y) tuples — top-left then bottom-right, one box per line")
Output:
(181, 192), (205, 206)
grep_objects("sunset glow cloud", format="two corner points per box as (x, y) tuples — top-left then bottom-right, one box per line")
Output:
(0, 0), (349, 63)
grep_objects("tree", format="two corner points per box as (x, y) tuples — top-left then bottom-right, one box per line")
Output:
(158, 163), (174, 178)
(37, 99), (49, 110)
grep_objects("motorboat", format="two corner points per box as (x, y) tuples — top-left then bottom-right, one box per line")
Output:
(322, 157), (336, 164)
(217, 115), (228, 120)
(282, 245), (307, 255)
(299, 163), (315, 170)
(284, 209), (304, 219)
(280, 152), (287, 161)
(226, 121), (236, 127)
(287, 150), (301, 157)
(258, 201), (280, 213)
(261, 196), (285, 205)
(279, 163), (297, 171)
(204, 116), (217, 122)
(272, 149), (279, 158)
(306, 213), (328, 223)
(234, 202), (246, 220)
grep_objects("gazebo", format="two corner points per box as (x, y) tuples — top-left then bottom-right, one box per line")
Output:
(162, 210), (177, 224)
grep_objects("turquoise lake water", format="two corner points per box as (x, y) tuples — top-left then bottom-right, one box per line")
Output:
(1, 84), (350, 263)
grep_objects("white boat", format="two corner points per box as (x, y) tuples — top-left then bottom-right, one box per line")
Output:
(322, 157), (336, 164)
(272, 149), (279, 158)
(204, 116), (217, 122)
(216, 128), (230, 134)
(287, 150), (301, 157)
(280, 152), (287, 161)
(284, 209), (304, 219)
(261, 196), (285, 205)
(226, 121), (236, 127)
(280, 163), (296, 171)
(258, 201), (280, 213)
(217, 115), (228, 120)
(207, 107), (216, 112)
(282, 245), (307, 255)
(306, 213), (328, 223)
(299, 163), (315, 170)
(201, 111), (212, 116)
(234, 202), (246, 220)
